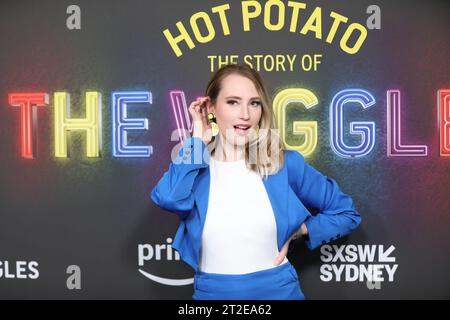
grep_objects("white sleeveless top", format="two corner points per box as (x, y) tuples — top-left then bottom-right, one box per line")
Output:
(199, 157), (288, 274)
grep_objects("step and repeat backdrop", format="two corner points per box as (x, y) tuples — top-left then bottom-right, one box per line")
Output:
(0, 0), (449, 299)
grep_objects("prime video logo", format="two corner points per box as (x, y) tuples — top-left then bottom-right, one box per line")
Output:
(138, 238), (193, 286)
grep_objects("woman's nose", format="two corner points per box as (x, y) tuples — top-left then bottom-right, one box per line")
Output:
(239, 105), (250, 119)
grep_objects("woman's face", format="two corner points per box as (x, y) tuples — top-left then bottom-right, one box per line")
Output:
(210, 73), (263, 147)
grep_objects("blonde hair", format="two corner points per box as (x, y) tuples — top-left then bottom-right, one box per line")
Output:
(204, 64), (285, 180)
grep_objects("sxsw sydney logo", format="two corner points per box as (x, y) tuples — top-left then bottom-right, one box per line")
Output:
(138, 238), (193, 286)
(320, 244), (398, 289)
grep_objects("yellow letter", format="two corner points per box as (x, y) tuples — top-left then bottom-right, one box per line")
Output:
(190, 12), (215, 43)
(273, 88), (318, 156)
(300, 7), (322, 39)
(54, 92), (102, 158)
(326, 11), (348, 44)
(163, 21), (195, 57)
(264, 0), (285, 31)
(340, 23), (367, 54)
(287, 1), (306, 32)
(212, 4), (231, 35)
(242, 1), (262, 31)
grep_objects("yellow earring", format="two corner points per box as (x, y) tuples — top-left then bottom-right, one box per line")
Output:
(207, 112), (219, 136)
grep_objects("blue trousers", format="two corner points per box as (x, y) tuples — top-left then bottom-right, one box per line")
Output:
(192, 262), (305, 300)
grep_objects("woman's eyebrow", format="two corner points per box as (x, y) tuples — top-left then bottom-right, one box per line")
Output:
(225, 96), (261, 100)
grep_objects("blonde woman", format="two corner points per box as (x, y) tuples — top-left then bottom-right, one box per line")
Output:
(151, 64), (361, 300)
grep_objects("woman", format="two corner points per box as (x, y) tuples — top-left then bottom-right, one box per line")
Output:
(151, 64), (361, 300)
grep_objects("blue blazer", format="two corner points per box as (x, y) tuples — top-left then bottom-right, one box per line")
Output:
(150, 137), (361, 272)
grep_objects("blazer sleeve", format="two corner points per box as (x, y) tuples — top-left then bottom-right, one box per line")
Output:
(286, 150), (362, 250)
(150, 137), (209, 220)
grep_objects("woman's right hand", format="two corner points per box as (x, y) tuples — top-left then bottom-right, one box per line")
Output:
(188, 96), (213, 145)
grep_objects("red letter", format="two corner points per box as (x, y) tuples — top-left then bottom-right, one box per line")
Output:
(8, 93), (49, 159)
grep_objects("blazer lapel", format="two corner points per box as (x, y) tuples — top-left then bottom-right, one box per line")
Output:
(262, 170), (289, 251)
(193, 166), (210, 229)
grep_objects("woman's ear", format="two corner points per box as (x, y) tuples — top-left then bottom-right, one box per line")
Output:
(206, 99), (214, 114)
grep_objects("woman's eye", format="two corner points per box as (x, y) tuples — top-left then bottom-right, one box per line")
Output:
(227, 100), (261, 106)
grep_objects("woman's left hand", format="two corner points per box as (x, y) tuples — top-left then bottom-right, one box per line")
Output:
(273, 223), (308, 266)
